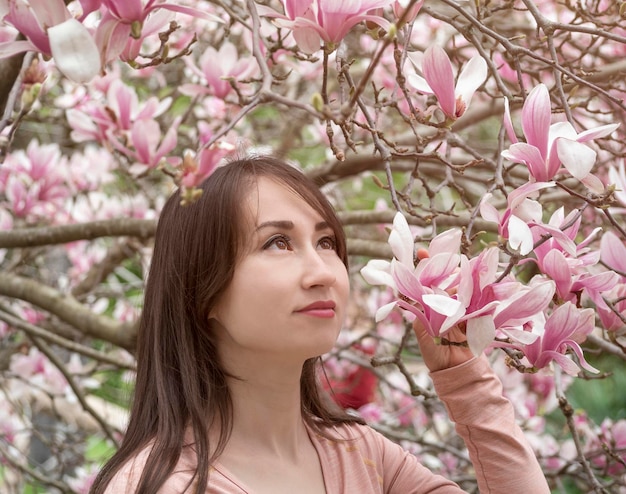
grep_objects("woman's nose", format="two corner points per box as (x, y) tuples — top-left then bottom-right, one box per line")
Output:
(301, 249), (337, 288)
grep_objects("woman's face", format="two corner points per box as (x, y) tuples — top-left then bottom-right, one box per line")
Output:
(210, 177), (350, 365)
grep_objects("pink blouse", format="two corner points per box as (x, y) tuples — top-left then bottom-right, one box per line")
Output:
(104, 357), (550, 493)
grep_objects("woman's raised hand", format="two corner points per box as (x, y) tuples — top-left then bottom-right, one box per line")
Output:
(412, 319), (475, 372)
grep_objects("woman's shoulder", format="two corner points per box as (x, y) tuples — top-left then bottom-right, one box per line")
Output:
(309, 420), (392, 454)
(103, 446), (151, 494)
(103, 441), (197, 494)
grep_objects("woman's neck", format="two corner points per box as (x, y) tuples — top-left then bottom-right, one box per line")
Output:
(222, 359), (310, 459)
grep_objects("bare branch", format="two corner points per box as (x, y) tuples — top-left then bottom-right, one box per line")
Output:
(0, 272), (136, 350)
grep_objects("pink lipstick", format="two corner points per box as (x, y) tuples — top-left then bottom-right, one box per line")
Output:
(296, 301), (336, 318)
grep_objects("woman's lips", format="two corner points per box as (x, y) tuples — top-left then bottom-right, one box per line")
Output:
(296, 301), (336, 318)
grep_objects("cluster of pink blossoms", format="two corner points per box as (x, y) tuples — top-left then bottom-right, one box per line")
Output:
(0, 0), (221, 82)
(361, 78), (620, 377)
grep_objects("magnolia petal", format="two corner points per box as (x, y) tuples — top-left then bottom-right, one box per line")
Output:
(0, 39), (38, 58)
(601, 231), (626, 273)
(542, 249), (572, 299)
(440, 304), (467, 334)
(428, 228), (462, 255)
(507, 180), (555, 210)
(549, 121), (578, 141)
(375, 301), (397, 322)
(570, 307), (595, 343)
(479, 193), (500, 224)
(494, 280), (554, 328)
(502, 143), (549, 181)
(573, 271), (619, 293)
(507, 214), (534, 255)
(422, 294), (463, 317)
(360, 259), (394, 287)
(533, 223), (577, 257)
(500, 328), (539, 345)
(466, 316), (495, 356)
(398, 300), (437, 337)
(514, 197), (543, 223)
(406, 73), (434, 95)
(131, 119), (160, 164)
(566, 340), (599, 373)
(503, 97), (518, 144)
(293, 26), (322, 54)
(542, 302), (581, 349)
(48, 18), (101, 83)
(556, 139), (596, 180)
(548, 352), (582, 376)
(580, 173), (605, 195)
(389, 212), (414, 267)
(476, 247), (500, 290)
(392, 259), (426, 301)
(417, 253), (460, 287)
(576, 123), (620, 143)
(455, 55), (488, 113)
(422, 45), (456, 118)
(522, 84), (551, 158)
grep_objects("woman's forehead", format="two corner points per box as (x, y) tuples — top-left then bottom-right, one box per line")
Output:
(237, 177), (333, 236)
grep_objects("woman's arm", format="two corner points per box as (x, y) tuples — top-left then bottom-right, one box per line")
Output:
(414, 321), (550, 493)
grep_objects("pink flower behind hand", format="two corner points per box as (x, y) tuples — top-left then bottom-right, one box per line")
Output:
(523, 303), (597, 376)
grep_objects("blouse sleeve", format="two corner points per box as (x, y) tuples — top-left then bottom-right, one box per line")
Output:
(371, 356), (549, 493)
(102, 447), (196, 494)
(428, 356), (550, 493)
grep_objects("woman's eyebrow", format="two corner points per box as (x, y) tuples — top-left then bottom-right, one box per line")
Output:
(254, 220), (330, 231)
(255, 220), (294, 232)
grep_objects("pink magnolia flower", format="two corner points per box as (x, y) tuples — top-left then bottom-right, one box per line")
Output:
(100, 0), (220, 33)
(67, 78), (172, 143)
(0, 0), (100, 82)
(407, 45), (488, 121)
(0, 140), (70, 219)
(109, 116), (180, 173)
(94, 0), (221, 65)
(594, 419), (626, 475)
(539, 248), (617, 307)
(532, 208), (618, 307)
(600, 231), (626, 277)
(361, 212), (555, 355)
(180, 41), (258, 99)
(596, 283), (626, 332)
(180, 123), (235, 190)
(76, 0), (103, 20)
(596, 231), (626, 331)
(522, 302), (597, 376)
(502, 84), (619, 192)
(11, 347), (68, 396)
(480, 180), (555, 255)
(392, 0), (424, 24)
(258, 0), (393, 54)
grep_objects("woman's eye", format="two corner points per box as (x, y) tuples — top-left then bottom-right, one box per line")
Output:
(265, 235), (291, 250)
(318, 236), (337, 250)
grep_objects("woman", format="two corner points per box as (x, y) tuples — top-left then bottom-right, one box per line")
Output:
(90, 156), (550, 493)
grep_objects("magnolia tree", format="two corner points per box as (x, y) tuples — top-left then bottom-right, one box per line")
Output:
(0, 0), (625, 492)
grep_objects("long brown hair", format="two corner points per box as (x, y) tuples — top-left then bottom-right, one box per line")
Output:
(90, 156), (363, 494)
